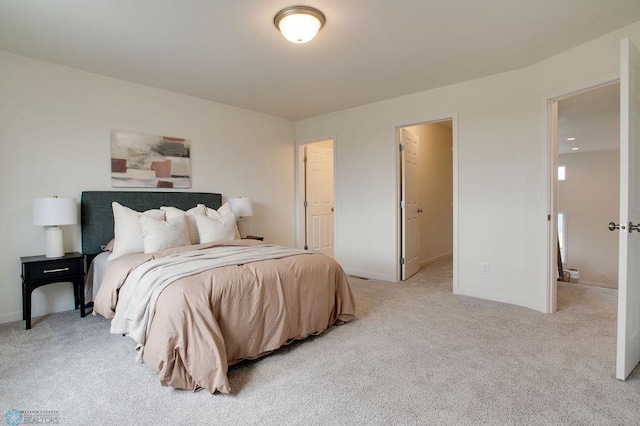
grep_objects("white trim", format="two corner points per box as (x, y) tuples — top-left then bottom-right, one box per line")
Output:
(452, 114), (459, 294)
(543, 72), (619, 314)
(0, 299), (76, 325)
(295, 144), (306, 249)
(456, 288), (540, 312)
(393, 112), (459, 294)
(343, 267), (395, 283)
(296, 133), (337, 146)
(0, 312), (23, 324)
(395, 125), (402, 281)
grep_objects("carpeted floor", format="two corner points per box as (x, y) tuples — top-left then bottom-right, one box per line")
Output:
(1, 260), (639, 425)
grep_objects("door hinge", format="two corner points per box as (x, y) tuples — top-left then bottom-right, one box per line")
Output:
(303, 156), (308, 163)
(547, 214), (551, 221)
(400, 200), (405, 209)
(400, 257), (405, 265)
(399, 144), (405, 152)
(304, 201), (308, 208)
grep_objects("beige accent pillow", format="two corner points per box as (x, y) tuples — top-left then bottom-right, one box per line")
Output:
(194, 211), (239, 243)
(199, 203), (240, 239)
(109, 202), (165, 261)
(139, 214), (190, 253)
(161, 205), (206, 244)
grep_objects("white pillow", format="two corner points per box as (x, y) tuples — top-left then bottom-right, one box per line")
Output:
(194, 212), (239, 243)
(199, 202), (233, 217)
(139, 214), (190, 253)
(161, 205), (206, 244)
(109, 202), (165, 261)
(199, 203), (240, 239)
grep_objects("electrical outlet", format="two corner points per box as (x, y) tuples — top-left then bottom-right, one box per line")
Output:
(481, 262), (489, 274)
(530, 187), (540, 199)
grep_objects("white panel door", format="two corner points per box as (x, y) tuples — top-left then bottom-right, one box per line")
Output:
(306, 144), (334, 257)
(617, 38), (640, 380)
(402, 129), (420, 279)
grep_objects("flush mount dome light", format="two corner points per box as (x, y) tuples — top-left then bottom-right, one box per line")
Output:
(274, 6), (326, 44)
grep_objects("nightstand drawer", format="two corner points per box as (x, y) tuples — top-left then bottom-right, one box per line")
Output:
(22, 256), (84, 281)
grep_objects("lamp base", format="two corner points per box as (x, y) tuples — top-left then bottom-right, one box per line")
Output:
(236, 220), (251, 239)
(45, 226), (65, 258)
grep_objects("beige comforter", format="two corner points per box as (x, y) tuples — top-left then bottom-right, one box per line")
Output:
(93, 239), (356, 393)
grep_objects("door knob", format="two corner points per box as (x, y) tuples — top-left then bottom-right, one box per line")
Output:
(609, 222), (627, 231)
(629, 222), (640, 233)
(417, 208), (424, 213)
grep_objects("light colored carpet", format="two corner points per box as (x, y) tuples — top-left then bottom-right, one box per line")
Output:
(1, 260), (639, 425)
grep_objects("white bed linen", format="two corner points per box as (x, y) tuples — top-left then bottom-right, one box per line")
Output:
(84, 251), (111, 303)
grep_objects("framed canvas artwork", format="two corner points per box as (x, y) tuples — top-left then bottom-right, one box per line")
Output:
(110, 131), (191, 188)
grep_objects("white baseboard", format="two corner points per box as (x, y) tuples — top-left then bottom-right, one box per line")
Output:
(0, 311), (23, 324)
(0, 301), (76, 325)
(343, 267), (395, 282)
(420, 252), (453, 269)
(456, 287), (543, 313)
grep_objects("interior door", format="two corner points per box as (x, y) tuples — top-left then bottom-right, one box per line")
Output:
(617, 38), (640, 380)
(401, 128), (420, 279)
(305, 143), (334, 257)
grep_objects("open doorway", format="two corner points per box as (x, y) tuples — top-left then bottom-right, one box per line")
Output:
(546, 39), (640, 382)
(398, 120), (454, 280)
(550, 82), (620, 303)
(299, 139), (334, 257)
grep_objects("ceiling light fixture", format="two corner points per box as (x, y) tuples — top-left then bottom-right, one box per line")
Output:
(274, 6), (326, 44)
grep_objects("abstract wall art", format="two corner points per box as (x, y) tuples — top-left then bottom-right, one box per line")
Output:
(110, 131), (191, 188)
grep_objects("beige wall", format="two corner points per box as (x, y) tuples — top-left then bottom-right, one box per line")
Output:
(297, 20), (640, 311)
(0, 50), (295, 324)
(405, 123), (453, 267)
(558, 150), (619, 288)
(4, 20), (639, 323)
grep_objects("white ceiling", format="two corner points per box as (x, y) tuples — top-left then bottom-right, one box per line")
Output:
(558, 82), (620, 154)
(1, 1), (640, 120)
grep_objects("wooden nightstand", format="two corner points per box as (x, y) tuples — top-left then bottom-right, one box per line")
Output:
(20, 252), (86, 330)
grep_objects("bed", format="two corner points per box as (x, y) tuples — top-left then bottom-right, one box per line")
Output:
(81, 191), (356, 394)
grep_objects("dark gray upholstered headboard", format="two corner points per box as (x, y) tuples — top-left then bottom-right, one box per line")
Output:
(81, 191), (222, 259)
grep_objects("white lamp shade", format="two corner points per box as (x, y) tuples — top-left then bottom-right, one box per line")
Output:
(228, 197), (254, 218)
(33, 197), (78, 226)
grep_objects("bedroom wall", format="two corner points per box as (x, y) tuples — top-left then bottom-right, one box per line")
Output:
(404, 123), (453, 267)
(0, 50), (295, 324)
(558, 150), (619, 288)
(296, 20), (640, 312)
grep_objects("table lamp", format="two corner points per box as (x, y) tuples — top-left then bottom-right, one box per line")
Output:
(228, 197), (254, 220)
(33, 196), (78, 258)
(228, 197), (254, 238)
